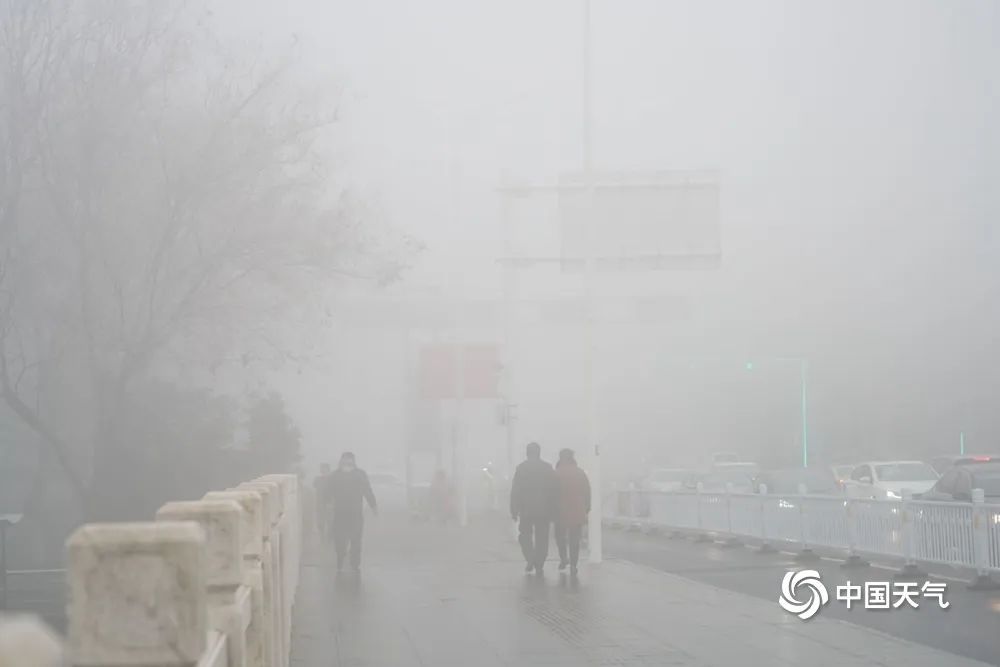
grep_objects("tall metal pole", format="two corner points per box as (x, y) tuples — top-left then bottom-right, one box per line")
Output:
(446, 118), (469, 527)
(501, 189), (517, 481)
(456, 342), (468, 527)
(800, 360), (809, 468)
(0, 521), (7, 610)
(583, 0), (602, 564)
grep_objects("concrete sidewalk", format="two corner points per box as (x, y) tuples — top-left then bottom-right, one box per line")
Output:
(290, 514), (991, 667)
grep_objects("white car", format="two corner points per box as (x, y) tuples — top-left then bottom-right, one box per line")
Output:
(642, 468), (695, 493)
(844, 461), (939, 500)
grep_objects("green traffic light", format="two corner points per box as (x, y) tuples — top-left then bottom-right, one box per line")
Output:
(745, 361), (754, 371)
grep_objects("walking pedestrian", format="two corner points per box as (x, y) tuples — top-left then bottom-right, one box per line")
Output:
(553, 449), (591, 575)
(328, 452), (378, 572)
(510, 442), (556, 574)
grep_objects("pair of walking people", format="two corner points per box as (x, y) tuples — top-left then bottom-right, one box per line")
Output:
(510, 442), (592, 575)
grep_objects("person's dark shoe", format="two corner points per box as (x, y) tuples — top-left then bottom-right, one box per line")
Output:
(524, 563), (534, 573)
(558, 560), (568, 571)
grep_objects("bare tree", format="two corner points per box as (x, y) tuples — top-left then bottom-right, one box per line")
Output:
(0, 0), (411, 515)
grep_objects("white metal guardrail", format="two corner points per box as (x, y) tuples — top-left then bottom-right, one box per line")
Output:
(608, 487), (1000, 586)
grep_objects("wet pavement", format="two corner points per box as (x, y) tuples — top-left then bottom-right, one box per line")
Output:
(605, 526), (1000, 665)
(290, 513), (994, 666)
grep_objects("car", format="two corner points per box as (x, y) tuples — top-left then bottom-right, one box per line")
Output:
(844, 460), (939, 500)
(699, 464), (757, 494)
(929, 454), (1000, 475)
(642, 468), (697, 493)
(711, 461), (759, 476)
(919, 460), (1000, 502)
(753, 468), (842, 495)
(831, 464), (855, 487)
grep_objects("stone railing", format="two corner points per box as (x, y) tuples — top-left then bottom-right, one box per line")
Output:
(0, 474), (301, 667)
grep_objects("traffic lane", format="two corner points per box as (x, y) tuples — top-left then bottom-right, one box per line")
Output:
(605, 529), (1000, 665)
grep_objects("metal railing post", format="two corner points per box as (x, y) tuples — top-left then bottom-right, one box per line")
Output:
(842, 498), (868, 568)
(722, 483), (740, 547)
(758, 483), (775, 552)
(968, 488), (1000, 589)
(897, 488), (925, 578)
(794, 483), (818, 562)
(694, 482), (710, 542)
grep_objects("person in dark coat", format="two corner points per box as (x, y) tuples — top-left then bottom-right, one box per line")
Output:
(510, 442), (556, 574)
(327, 452), (377, 571)
(553, 448), (591, 574)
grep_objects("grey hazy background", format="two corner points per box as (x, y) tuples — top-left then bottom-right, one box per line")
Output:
(4, 0), (997, 514)
(223, 0), (1000, 475)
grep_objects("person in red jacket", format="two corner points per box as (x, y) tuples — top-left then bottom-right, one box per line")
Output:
(554, 448), (591, 574)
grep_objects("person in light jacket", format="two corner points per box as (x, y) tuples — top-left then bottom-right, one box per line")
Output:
(553, 448), (591, 574)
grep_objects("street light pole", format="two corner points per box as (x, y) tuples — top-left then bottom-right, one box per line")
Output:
(799, 360), (809, 468)
(582, 0), (602, 565)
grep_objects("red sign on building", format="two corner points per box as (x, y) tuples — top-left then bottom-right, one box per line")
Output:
(418, 344), (500, 399)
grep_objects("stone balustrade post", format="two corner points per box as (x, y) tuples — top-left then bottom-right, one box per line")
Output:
(257, 475), (300, 601)
(67, 522), (208, 667)
(157, 500), (247, 667)
(203, 490), (267, 667)
(237, 481), (283, 667)
(255, 474), (299, 657)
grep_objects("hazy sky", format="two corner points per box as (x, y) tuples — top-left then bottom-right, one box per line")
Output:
(213, 1), (1000, 471)
(217, 0), (1000, 295)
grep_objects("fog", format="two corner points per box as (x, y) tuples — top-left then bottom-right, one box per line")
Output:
(255, 0), (1000, 476)
(2, 0), (1000, 663)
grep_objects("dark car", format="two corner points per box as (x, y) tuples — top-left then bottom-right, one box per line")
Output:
(920, 460), (1000, 502)
(753, 468), (842, 495)
(929, 454), (1000, 475)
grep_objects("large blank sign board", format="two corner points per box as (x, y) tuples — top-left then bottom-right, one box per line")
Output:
(558, 170), (721, 271)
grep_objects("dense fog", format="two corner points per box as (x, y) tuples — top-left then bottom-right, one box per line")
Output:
(1, 2), (999, 664)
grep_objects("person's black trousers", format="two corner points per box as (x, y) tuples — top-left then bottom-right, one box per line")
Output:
(554, 523), (583, 567)
(518, 516), (550, 568)
(332, 513), (364, 569)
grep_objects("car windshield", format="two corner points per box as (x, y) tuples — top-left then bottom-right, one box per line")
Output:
(875, 463), (938, 482)
(650, 470), (687, 482)
(833, 465), (853, 478)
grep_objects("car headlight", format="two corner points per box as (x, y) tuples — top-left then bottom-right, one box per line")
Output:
(885, 489), (902, 500)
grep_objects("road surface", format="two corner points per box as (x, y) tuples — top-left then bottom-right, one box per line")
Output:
(606, 527), (1000, 665)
